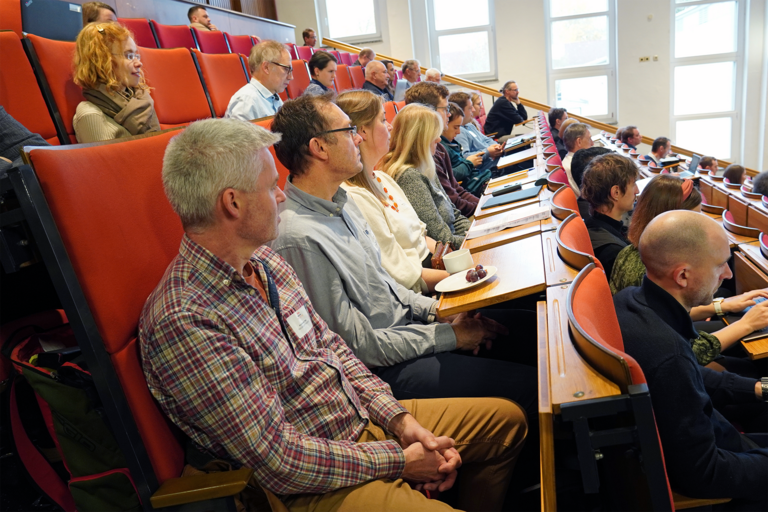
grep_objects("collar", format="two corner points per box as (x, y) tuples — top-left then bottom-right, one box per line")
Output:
(638, 276), (699, 340)
(627, 143), (637, 150)
(284, 179), (348, 217)
(179, 234), (260, 288)
(590, 211), (627, 237)
(250, 78), (280, 102)
(364, 80), (388, 94)
(310, 78), (329, 92)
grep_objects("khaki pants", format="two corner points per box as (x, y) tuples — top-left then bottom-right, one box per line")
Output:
(282, 397), (528, 512)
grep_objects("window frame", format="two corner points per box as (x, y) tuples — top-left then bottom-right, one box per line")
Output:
(425, 0), (498, 81)
(543, 0), (618, 123)
(316, 0), (384, 45)
(669, 0), (746, 161)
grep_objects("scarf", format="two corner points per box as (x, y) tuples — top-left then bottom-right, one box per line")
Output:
(83, 85), (161, 136)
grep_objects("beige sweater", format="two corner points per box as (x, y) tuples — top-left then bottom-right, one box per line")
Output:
(73, 101), (131, 143)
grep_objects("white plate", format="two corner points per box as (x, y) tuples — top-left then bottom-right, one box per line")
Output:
(435, 266), (498, 294)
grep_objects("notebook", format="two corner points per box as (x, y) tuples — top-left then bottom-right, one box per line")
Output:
(482, 185), (543, 209)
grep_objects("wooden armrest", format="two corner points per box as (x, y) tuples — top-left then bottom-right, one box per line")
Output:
(672, 491), (730, 509)
(150, 467), (254, 509)
(486, 132), (498, 138)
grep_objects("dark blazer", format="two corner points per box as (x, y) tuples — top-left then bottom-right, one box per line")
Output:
(483, 96), (527, 138)
(585, 212), (628, 277)
(0, 106), (49, 175)
(362, 80), (393, 101)
(614, 278), (767, 503)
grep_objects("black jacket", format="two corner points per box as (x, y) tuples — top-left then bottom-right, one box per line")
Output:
(585, 212), (628, 278)
(483, 96), (527, 138)
(362, 81), (393, 101)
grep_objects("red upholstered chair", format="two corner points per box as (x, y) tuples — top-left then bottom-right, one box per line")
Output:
(191, 49), (248, 118)
(296, 46), (313, 60)
(546, 167), (569, 192)
(0, 0), (22, 36)
(225, 33), (255, 56)
(550, 184), (579, 220)
(384, 101), (398, 123)
(285, 59), (311, 99)
(334, 65), (354, 92)
(150, 21), (196, 49)
(251, 35), (261, 45)
(0, 32), (60, 144)
(117, 18), (158, 48)
(327, 50), (341, 61)
(348, 65), (365, 88)
(339, 52), (353, 66)
(396, 100), (405, 111)
(192, 27), (229, 54)
(722, 210), (760, 238)
(556, 213), (604, 272)
(140, 47), (213, 128)
(285, 42), (297, 59)
(24, 34), (81, 143)
(254, 117), (290, 189)
(12, 130), (255, 509)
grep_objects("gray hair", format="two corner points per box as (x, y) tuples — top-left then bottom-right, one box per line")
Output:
(162, 118), (281, 231)
(563, 123), (590, 152)
(401, 59), (419, 73)
(248, 40), (289, 75)
(425, 68), (441, 80)
(365, 60), (385, 79)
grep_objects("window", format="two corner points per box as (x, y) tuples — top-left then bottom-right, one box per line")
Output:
(544, 0), (617, 122)
(426, 0), (497, 81)
(671, 0), (744, 160)
(316, 0), (383, 44)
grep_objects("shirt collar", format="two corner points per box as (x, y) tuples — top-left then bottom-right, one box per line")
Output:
(638, 276), (699, 340)
(250, 78), (280, 102)
(284, 179), (348, 217)
(179, 234), (260, 288)
(310, 78), (329, 91)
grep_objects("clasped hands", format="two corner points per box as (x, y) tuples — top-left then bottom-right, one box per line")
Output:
(441, 310), (509, 355)
(388, 413), (461, 493)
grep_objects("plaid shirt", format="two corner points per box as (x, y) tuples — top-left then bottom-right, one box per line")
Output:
(139, 235), (407, 495)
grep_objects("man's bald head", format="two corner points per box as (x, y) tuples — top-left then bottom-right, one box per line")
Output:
(365, 60), (388, 89)
(639, 210), (731, 309)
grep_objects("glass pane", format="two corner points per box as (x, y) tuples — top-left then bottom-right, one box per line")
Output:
(434, 0), (489, 30)
(675, 118), (732, 159)
(555, 75), (608, 116)
(438, 32), (490, 75)
(326, 0), (377, 39)
(674, 62), (734, 115)
(674, 1), (737, 58)
(550, 0), (608, 18)
(550, 16), (609, 69)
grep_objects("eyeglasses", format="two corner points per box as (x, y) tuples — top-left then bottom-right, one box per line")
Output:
(114, 52), (141, 61)
(435, 106), (448, 112)
(308, 126), (358, 145)
(270, 61), (293, 76)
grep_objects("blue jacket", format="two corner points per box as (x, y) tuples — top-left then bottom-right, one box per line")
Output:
(439, 136), (491, 196)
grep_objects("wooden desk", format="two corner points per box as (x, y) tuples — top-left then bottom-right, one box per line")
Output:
(462, 218), (542, 253)
(541, 230), (579, 287)
(724, 245), (768, 360)
(497, 146), (539, 170)
(437, 235), (547, 316)
(702, 212), (756, 247)
(484, 169), (539, 196)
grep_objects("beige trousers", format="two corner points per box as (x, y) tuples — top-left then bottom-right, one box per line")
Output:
(282, 397), (528, 512)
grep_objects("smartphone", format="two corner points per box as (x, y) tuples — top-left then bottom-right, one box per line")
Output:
(742, 296), (767, 313)
(491, 183), (523, 197)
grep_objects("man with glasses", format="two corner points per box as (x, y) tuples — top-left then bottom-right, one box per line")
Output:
(225, 40), (292, 121)
(394, 59), (420, 102)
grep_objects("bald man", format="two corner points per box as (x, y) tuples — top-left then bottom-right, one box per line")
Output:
(362, 61), (393, 101)
(424, 68), (441, 83)
(613, 210), (767, 509)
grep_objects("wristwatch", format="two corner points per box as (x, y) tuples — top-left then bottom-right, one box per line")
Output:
(712, 297), (725, 316)
(761, 378), (768, 402)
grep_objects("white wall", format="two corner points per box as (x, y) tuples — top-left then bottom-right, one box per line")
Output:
(275, 0), (767, 170)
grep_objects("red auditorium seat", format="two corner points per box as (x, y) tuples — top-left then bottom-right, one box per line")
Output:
(327, 50), (341, 62)
(140, 47), (213, 128)
(334, 64), (354, 92)
(191, 27), (229, 54)
(286, 42), (298, 59)
(384, 101), (397, 123)
(0, 32), (60, 144)
(225, 33), (254, 55)
(339, 52), (353, 66)
(24, 34), (82, 143)
(251, 35), (261, 45)
(0, 0), (22, 36)
(191, 49), (248, 118)
(254, 118), (290, 189)
(150, 21), (196, 49)
(285, 59), (311, 99)
(550, 185), (579, 219)
(348, 65), (365, 88)
(117, 18), (158, 48)
(556, 213), (603, 271)
(296, 46), (313, 60)
(396, 100), (405, 111)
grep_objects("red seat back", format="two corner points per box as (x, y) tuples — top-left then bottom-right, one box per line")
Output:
(296, 46), (313, 60)
(285, 42), (297, 59)
(348, 65), (365, 88)
(384, 101), (397, 123)
(0, 32), (59, 144)
(150, 21), (196, 49)
(0, 0), (22, 36)
(27, 129), (187, 484)
(285, 59), (311, 99)
(250, 35), (261, 45)
(328, 50), (341, 61)
(225, 33), (254, 56)
(140, 47), (213, 128)
(25, 34), (81, 143)
(550, 184), (579, 217)
(192, 27), (229, 54)
(192, 49), (248, 118)
(335, 65), (354, 92)
(117, 18), (157, 48)
(339, 52), (353, 66)
(254, 118), (290, 189)
(556, 213), (604, 272)
(396, 100), (405, 110)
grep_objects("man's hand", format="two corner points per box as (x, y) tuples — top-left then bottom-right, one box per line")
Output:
(739, 299), (768, 332)
(451, 311), (509, 354)
(487, 144), (503, 159)
(468, 153), (483, 168)
(209, 23), (219, 31)
(722, 289), (768, 314)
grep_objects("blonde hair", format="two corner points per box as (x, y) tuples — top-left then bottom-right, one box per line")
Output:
(73, 23), (148, 92)
(248, 40), (289, 75)
(379, 103), (442, 182)
(336, 90), (388, 204)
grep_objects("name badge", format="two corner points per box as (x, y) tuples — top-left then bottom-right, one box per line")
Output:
(286, 306), (312, 338)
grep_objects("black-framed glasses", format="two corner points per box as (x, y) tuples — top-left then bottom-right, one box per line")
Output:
(435, 106), (448, 112)
(270, 61), (293, 75)
(307, 126), (358, 145)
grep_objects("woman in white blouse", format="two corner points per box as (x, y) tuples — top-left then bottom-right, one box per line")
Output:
(336, 90), (449, 293)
